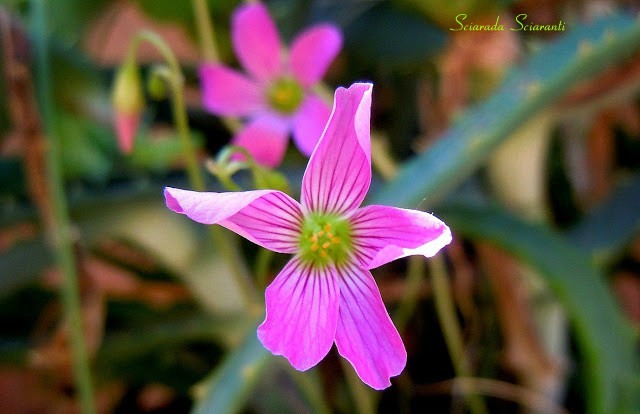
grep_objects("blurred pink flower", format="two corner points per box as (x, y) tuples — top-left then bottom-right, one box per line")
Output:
(200, 2), (342, 167)
(165, 83), (451, 389)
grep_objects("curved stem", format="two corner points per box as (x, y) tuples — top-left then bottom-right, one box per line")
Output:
(31, 0), (95, 412)
(340, 358), (375, 414)
(129, 31), (258, 307)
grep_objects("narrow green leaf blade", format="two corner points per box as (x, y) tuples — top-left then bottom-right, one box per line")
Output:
(192, 324), (271, 414)
(372, 13), (640, 208)
(568, 174), (640, 264)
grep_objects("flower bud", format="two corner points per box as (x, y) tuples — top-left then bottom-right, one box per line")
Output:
(112, 55), (144, 153)
(147, 66), (169, 100)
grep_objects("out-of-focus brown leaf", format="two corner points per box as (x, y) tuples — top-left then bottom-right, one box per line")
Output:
(449, 239), (477, 324)
(84, 0), (199, 66)
(586, 111), (615, 205)
(560, 55), (640, 108)
(0, 221), (38, 252)
(137, 383), (176, 412)
(43, 254), (191, 308)
(96, 239), (158, 273)
(32, 257), (106, 384)
(0, 10), (54, 230)
(418, 14), (520, 152)
(0, 367), (125, 414)
(612, 271), (640, 325)
(477, 243), (562, 397)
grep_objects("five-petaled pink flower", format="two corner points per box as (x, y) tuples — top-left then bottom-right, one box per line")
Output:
(165, 83), (451, 389)
(199, 2), (342, 167)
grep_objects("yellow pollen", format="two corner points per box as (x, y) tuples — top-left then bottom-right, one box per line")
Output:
(309, 234), (318, 242)
(323, 224), (332, 232)
(326, 232), (334, 238)
(320, 250), (328, 258)
(317, 231), (324, 237)
(311, 243), (318, 251)
(332, 237), (340, 244)
(322, 242), (331, 249)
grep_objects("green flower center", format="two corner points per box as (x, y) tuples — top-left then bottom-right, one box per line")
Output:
(267, 78), (304, 114)
(299, 214), (353, 268)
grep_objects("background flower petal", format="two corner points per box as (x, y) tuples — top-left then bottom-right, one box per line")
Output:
(301, 83), (372, 215)
(164, 187), (303, 253)
(350, 205), (452, 269)
(258, 259), (340, 371)
(232, 3), (282, 81)
(334, 265), (406, 390)
(232, 115), (290, 168)
(199, 64), (263, 116)
(292, 94), (331, 156)
(290, 24), (342, 87)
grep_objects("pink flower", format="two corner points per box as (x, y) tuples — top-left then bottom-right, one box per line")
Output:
(199, 2), (342, 167)
(165, 83), (451, 389)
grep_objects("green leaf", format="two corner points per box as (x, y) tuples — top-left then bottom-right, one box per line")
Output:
(128, 133), (202, 172)
(568, 174), (640, 265)
(57, 111), (114, 182)
(372, 13), (640, 208)
(436, 201), (639, 414)
(192, 323), (272, 414)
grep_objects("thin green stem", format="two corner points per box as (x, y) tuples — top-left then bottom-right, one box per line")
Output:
(393, 256), (425, 332)
(429, 256), (487, 414)
(31, 0), (95, 412)
(191, 0), (219, 62)
(284, 364), (332, 414)
(129, 31), (258, 307)
(169, 57), (258, 308)
(169, 75), (206, 191)
(255, 248), (275, 290)
(340, 358), (375, 414)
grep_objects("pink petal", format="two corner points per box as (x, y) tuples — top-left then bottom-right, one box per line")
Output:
(232, 115), (290, 168)
(301, 83), (372, 215)
(350, 205), (452, 269)
(199, 63), (264, 116)
(291, 94), (331, 157)
(257, 258), (339, 370)
(290, 24), (342, 87)
(232, 3), (283, 81)
(164, 187), (302, 253)
(334, 265), (406, 390)
(114, 112), (140, 154)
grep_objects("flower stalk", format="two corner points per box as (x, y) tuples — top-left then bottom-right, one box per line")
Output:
(31, 0), (95, 412)
(124, 30), (258, 307)
(191, 0), (220, 62)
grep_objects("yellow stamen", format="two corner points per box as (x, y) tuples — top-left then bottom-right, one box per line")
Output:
(323, 224), (332, 232)
(311, 243), (318, 251)
(322, 242), (331, 249)
(332, 237), (341, 244)
(320, 250), (328, 258)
